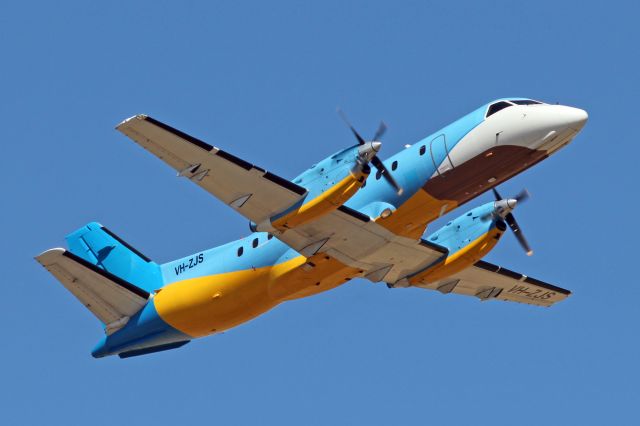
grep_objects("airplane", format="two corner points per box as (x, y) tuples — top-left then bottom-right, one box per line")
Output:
(36, 98), (588, 358)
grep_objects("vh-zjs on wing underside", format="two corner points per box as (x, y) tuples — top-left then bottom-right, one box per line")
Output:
(412, 260), (570, 307)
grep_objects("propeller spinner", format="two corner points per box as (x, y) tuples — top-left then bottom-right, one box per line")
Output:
(491, 187), (533, 256)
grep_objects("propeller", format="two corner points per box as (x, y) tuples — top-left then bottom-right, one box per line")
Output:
(491, 187), (533, 256)
(338, 109), (403, 195)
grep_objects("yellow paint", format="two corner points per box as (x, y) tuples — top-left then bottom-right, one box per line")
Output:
(154, 255), (361, 338)
(376, 189), (457, 239)
(272, 170), (368, 231)
(271, 254), (361, 301)
(409, 228), (502, 285)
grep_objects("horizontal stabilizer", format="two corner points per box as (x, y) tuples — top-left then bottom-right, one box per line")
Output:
(36, 249), (150, 334)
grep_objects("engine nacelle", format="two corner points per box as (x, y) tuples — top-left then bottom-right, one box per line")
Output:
(268, 144), (373, 232)
(409, 202), (506, 285)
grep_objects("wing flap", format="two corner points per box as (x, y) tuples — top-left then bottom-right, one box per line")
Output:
(414, 259), (570, 307)
(36, 249), (150, 332)
(116, 115), (307, 226)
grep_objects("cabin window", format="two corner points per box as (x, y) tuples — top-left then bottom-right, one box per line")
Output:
(252, 238), (259, 248)
(419, 145), (426, 156)
(486, 101), (513, 117)
(391, 161), (398, 171)
(375, 169), (382, 180)
(237, 247), (244, 256)
(510, 99), (543, 105)
(267, 234), (273, 240)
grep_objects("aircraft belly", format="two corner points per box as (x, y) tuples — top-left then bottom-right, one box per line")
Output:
(153, 255), (361, 337)
(154, 257), (305, 337)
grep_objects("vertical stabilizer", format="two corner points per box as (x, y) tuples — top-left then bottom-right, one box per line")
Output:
(65, 222), (162, 293)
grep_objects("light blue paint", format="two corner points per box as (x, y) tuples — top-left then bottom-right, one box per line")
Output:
(91, 298), (191, 358)
(425, 201), (501, 256)
(66, 222), (163, 294)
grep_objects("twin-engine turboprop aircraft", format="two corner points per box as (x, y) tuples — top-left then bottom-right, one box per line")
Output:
(36, 98), (588, 358)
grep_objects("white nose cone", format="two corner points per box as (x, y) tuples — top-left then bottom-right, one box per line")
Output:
(558, 106), (588, 131)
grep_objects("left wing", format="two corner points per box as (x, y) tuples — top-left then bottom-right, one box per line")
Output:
(117, 115), (307, 228)
(410, 260), (570, 307)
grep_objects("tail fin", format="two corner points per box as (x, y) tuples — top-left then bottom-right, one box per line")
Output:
(65, 222), (162, 294)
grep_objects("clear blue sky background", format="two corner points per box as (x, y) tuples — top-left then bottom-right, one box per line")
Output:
(2, 1), (638, 425)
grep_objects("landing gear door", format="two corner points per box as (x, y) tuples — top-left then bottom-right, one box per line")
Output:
(430, 134), (455, 176)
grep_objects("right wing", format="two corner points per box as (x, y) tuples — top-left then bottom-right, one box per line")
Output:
(411, 260), (570, 307)
(117, 115), (307, 227)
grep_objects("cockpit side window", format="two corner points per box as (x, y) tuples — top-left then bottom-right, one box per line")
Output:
(486, 101), (513, 117)
(510, 99), (543, 105)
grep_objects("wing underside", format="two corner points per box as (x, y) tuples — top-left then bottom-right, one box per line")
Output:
(117, 115), (307, 227)
(412, 260), (570, 307)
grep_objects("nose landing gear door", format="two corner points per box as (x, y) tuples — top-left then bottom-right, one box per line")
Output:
(430, 134), (455, 176)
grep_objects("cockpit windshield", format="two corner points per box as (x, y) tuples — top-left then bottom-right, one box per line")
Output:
(510, 99), (543, 105)
(486, 99), (544, 117)
(486, 101), (513, 117)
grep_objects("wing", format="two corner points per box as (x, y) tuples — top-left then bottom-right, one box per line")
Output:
(276, 205), (449, 284)
(117, 115), (307, 227)
(36, 248), (150, 334)
(411, 259), (570, 307)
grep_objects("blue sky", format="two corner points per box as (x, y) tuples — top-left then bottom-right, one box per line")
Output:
(2, 1), (639, 424)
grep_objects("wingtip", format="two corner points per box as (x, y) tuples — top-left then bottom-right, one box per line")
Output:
(115, 114), (148, 130)
(35, 248), (66, 265)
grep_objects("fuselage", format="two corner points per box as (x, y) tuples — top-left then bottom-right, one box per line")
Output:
(93, 98), (588, 357)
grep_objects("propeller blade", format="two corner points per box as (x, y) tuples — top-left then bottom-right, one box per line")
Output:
(505, 212), (533, 256)
(371, 156), (403, 195)
(336, 109), (402, 195)
(514, 188), (530, 204)
(492, 187), (503, 201)
(372, 121), (387, 142)
(337, 108), (366, 145)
